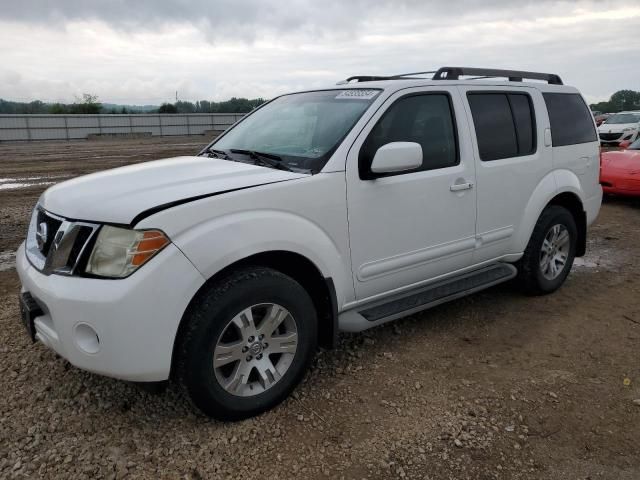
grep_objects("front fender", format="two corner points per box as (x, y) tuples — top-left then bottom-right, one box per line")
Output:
(169, 210), (352, 308)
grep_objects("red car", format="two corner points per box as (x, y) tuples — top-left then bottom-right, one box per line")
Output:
(600, 139), (640, 197)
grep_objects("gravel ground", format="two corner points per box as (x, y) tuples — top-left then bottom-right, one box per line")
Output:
(1, 137), (639, 479)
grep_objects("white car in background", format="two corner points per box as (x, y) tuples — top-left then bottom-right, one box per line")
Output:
(16, 66), (602, 420)
(598, 111), (640, 146)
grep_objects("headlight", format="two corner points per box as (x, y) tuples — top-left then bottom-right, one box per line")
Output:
(622, 127), (635, 132)
(86, 226), (170, 278)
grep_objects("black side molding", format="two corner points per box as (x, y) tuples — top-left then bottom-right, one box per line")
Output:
(322, 277), (339, 349)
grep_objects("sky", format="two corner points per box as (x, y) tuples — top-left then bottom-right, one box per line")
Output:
(0, 0), (639, 105)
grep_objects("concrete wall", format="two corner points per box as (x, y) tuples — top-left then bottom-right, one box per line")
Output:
(0, 113), (245, 142)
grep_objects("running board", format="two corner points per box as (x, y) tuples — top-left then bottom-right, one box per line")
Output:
(339, 263), (517, 332)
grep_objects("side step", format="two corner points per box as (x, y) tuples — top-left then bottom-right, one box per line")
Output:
(339, 263), (517, 332)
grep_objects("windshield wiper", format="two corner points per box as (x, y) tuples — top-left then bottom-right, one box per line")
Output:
(229, 149), (295, 172)
(202, 147), (233, 160)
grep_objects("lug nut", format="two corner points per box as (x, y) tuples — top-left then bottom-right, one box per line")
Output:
(248, 336), (255, 342)
(258, 334), (264, 340)
(246, 355), (252, 362)
(256, 354), (263, 360)
(263, 342), (268, 348)
(242, 346), (248, 353)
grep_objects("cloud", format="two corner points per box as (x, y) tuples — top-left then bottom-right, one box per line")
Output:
(1, 1), (638, 104)
(0, 0), (613, 40)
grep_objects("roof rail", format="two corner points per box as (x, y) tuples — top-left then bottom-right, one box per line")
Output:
(337, 71), (436, 84)
(337, 67), (564, 85)
(432, 67), (563, 85)
(389, 71), (437, 79)
(337, 75), (391, 84)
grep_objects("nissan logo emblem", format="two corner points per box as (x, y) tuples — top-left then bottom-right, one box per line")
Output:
(36, 222), (48, 251)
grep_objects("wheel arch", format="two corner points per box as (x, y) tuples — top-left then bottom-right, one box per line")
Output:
(516, 170), (587, 258)
(545, 191), (587, 257)
(170, 250), (338, 379)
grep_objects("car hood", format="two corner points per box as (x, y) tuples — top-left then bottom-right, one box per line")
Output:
(601, 150), (640, 172)
(598, 123), (638, 133)
(41, 156), (307, 225)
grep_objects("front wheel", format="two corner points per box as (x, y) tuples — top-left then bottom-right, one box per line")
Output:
(176, 267), (317, 420)
(516, 205), (577, 295)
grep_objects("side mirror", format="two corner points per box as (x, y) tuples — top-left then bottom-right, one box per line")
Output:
(370, 142), (423, 174)
(619, 140), (631, 149)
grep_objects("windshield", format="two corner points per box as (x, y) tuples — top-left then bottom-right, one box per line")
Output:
(604, 113), (640, 124)
(629, 138), (640, 150)
(210, 89), (381, 172)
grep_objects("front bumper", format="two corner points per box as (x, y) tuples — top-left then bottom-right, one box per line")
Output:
(599, 131), (638, 145)
(600, 172), (640, 197)
(16, 242), (205, 381)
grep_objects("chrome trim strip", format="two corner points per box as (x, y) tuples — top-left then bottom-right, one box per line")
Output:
(25, 205), (99, 276)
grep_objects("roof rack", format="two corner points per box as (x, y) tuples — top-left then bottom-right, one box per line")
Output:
(337, 75), (391, 84)
(433, 67), (563, 85)
(337, 67), (563, 85)
(337, 71), (437, 84)
(390, 71), (437, 78)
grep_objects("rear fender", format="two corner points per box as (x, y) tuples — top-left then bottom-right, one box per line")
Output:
(513, 169), (585, 252)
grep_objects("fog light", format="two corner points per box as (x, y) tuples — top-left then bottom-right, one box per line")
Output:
(74, 323), (100, 354)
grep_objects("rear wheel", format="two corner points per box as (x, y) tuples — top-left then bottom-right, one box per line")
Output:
(177, 267), (317, 420)
(516, 205), (577, 295)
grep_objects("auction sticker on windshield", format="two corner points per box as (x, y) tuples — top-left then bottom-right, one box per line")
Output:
(335, 90), (380, 100)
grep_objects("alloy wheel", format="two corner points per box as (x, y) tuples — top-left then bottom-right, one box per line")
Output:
(539, 224), (571, 280)
(213, 303), (298, 397)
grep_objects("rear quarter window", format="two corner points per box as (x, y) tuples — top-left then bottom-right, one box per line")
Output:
(543, 93), (597, 146)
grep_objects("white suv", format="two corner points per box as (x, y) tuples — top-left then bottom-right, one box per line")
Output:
(17, 67), (602, 420)
(598, 110), (640, 146)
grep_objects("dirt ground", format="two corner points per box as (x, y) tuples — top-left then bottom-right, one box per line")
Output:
(1, 137), (639, 479)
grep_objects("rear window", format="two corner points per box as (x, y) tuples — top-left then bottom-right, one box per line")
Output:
(467, 93), (536, 161)
(543, 93), (597, 146)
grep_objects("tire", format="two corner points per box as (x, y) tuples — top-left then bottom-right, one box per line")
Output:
(516, 205), (577, 295)
(176, 267), (317, 420)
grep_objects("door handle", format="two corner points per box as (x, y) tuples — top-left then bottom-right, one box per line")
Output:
(450, 182), (474, 192)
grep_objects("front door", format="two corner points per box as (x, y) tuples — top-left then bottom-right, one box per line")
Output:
(346, 87), (477, 300)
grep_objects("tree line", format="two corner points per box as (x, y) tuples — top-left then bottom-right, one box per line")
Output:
(590, 90), (640, 113)
(0, 94), (266, 115)
(4, 89), (637, 116)
(158, 98), (266, 114)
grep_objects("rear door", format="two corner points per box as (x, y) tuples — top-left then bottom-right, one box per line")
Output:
(459, 86), (552, 263)
(346, 86), (477, 300)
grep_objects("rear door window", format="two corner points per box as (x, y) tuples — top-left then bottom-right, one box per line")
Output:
(543, 93), (597, 146)
(509, 94), (535, 154)
(467, 92), (536, 161)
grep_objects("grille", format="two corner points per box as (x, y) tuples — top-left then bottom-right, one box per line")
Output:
(25, 206), (99, 275)
(599, 132), (623, 141)
(35, 208), (62, 257)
